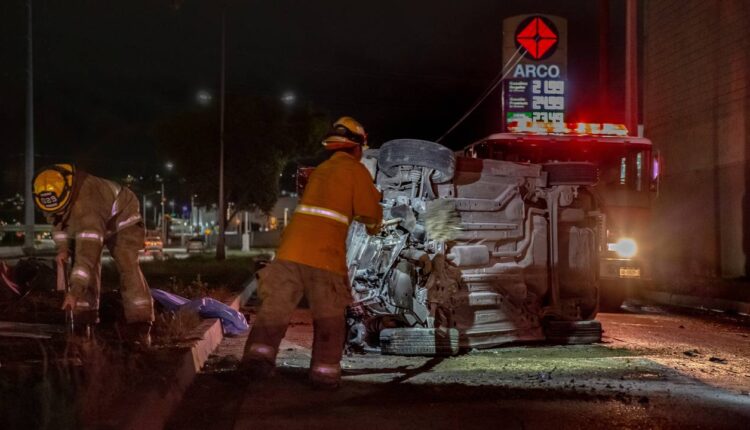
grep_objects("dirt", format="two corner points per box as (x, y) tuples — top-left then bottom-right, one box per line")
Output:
(167, 303), (750, 430)
(602, 303), (750, 394)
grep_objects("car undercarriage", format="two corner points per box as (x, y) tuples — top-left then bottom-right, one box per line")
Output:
(346, 139), (603, 355)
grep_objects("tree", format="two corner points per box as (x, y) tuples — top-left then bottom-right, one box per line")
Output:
(155, 94), (328, 250)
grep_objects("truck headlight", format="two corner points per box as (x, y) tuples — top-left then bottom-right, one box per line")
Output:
(607, 238), (637, 258)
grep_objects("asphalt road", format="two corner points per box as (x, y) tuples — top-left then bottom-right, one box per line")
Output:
(167, 303), (750, 430)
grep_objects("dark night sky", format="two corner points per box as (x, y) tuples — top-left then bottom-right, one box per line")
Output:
(0, 0), (628, 197)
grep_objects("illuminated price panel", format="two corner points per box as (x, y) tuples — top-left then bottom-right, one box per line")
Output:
(504, 78), (566, 123)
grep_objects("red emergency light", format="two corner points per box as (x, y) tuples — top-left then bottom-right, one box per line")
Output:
(508, 120), (629, 137)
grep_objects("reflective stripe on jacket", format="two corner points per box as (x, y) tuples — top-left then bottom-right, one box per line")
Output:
(276, 152), (382, 275)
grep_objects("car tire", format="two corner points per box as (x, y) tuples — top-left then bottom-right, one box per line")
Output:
(379, 327), (460, 356)
(544, 319), (602, 345)
(378, 139), (455, 183)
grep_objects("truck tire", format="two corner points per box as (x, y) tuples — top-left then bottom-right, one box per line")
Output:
(380, 327), (460, 356)
(544, 320), (602, 345)
(378, 139), (455, 183)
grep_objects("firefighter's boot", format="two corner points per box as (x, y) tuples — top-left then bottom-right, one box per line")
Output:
(119, 321), (152, 350)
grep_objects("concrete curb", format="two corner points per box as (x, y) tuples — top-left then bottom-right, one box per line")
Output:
(0, 246), (23, 258)
(641, 290), (750, 316)
(114, 277), (256, 430)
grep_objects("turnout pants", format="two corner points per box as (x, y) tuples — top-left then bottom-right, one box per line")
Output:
(74, 225), (154, 324)
(243, 260), (352, 382)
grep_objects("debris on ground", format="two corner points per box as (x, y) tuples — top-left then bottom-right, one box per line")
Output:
(709, 356), (728, 364)
(683, 349), (700, 357)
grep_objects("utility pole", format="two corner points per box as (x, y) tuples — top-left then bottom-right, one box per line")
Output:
(23, 0), (35, 253)
(598, 0), (610, 118)
(625, 0), (639, 135)
(190, 193), (196, 230)
(161, 180), (167, 244)
(216, 3), (227, 260)
(142, 194), (147, 229)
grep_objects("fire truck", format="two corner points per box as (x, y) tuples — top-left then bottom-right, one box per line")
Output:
(463, 121), (657, 311)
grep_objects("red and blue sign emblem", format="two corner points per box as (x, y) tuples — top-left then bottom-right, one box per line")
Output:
(514, 15), (559, 60)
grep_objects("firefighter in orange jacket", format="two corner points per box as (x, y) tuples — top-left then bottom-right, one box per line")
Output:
(242, 116), (382, 388)
(33, 164), (154, 346)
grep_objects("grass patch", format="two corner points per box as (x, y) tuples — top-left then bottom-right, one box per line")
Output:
(102, 255), (256, 299)
(153, 308), (203, 346)
(436, 345), (658, 379)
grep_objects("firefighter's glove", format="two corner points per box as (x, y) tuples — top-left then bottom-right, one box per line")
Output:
(55, 252), (69, 292)
(61, 282), (86, 311)
(366, 222), (382, 236)
(61, 293), (78, 312)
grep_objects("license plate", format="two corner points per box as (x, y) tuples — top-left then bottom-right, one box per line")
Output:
(619, 267), (641, 278)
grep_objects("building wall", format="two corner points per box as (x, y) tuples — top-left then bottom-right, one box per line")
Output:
(643, 0), (749, 279)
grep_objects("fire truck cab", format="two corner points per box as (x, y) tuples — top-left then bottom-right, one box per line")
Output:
(463, 122), (657, 311)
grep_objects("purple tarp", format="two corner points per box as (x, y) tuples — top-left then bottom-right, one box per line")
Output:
(150, 288), (249, 336)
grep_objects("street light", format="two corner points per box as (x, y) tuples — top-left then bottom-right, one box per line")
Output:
(281, 91), (296, 106)
(196, 89), (213, 106)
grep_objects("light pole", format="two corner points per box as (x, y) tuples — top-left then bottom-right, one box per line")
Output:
(169, 1), (228, 258)
(161, 161), (175, 244)
(154, 174), (167, 243)
(23, 0), (34, 252)
(216, 3), (228, 260)
(625, 0), (638, 135)
(190, 193), (197, 231)
(142, 190), (160, 230)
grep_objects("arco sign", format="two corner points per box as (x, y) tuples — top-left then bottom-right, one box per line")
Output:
(502, 14), (568, 128)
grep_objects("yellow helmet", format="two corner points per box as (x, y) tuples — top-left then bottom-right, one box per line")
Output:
(322, 116), (367, 150)
(32, 164), (76, 214)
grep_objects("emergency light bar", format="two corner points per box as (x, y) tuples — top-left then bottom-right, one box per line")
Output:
(508, 120), (629, 137)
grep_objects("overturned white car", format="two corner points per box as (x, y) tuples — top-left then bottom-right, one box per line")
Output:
(346, 139), (603, 355)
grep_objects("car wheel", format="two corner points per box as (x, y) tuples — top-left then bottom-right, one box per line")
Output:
(378, 139), (455, 183)
(379, 327), (460, 356)
(544, 319), (602, 345)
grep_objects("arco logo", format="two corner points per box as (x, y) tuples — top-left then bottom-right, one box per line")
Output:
(514, 15), (559, 60)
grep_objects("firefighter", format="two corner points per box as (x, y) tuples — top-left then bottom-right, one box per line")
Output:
(32, 164), (154, 347)
(241, 116), (382, 389)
